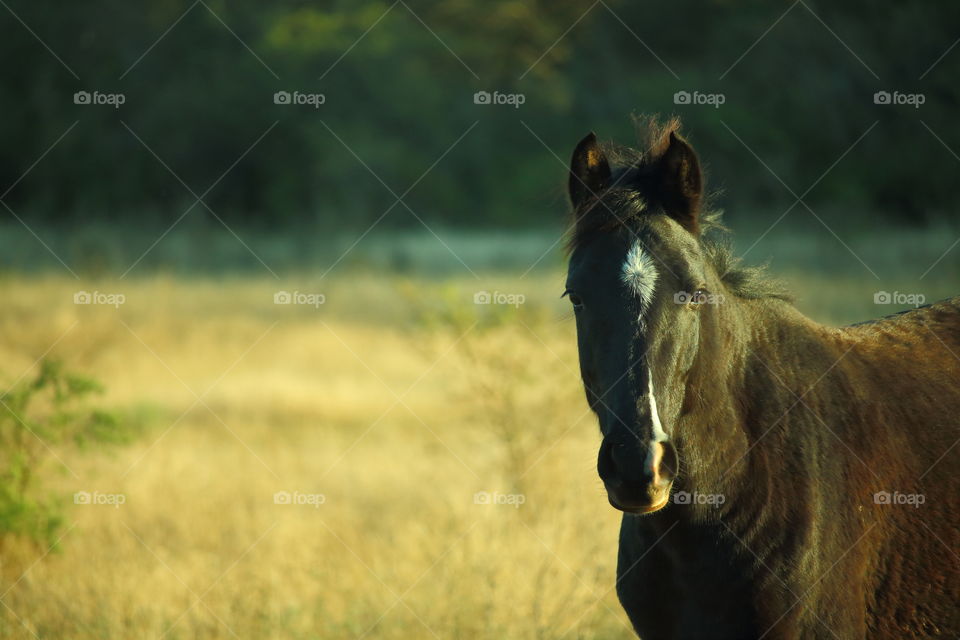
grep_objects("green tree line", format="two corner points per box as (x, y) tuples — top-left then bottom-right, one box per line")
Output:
(1, 0), (958, 230)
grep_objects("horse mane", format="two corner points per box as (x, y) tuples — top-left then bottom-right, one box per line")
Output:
(566, 116), (791, 302)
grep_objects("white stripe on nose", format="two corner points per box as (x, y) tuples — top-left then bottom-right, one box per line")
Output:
(647, 367), (668, 442)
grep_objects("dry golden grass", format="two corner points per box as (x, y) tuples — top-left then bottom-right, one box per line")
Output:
(0, 256), (954, 639)
(0, 273), (630, 640)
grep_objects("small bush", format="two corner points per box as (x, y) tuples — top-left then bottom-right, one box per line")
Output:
(0, 360), (126, 549)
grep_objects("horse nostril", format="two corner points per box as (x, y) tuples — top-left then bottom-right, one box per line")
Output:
(597, 440), (619, 483)
(659, 441), (678, 483)
(640, 441), (678, 486)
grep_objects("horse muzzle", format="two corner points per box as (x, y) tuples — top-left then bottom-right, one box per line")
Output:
(598, 439), (677, 514)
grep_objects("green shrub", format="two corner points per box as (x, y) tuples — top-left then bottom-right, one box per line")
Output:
(0, 360), (126, 549)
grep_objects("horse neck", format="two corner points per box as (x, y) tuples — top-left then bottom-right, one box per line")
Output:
(675, 296), (834, 507)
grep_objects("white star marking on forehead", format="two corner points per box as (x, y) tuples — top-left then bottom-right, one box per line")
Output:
(621, 241), (658, 311)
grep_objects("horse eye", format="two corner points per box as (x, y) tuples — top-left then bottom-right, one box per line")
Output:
(690, 289), (709, 305)
(568, 293), (584, 309)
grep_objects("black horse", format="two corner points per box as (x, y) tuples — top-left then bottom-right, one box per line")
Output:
(564, 118), (960, 639)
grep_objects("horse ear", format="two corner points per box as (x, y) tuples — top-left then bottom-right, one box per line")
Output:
(569, 132), (611, 209)
(658, 131), (703, 234)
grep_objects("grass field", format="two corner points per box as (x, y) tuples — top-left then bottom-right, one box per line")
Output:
(0, 223), (957, 639)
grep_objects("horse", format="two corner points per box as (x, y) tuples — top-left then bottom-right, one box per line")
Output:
(562, 117), (960, 639)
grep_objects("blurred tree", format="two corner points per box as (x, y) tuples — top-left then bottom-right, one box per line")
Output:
(0, 0), (957, 229)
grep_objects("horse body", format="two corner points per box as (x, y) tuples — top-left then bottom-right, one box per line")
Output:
(617, 297), (960, 639)
(562, 119), (960, 639)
